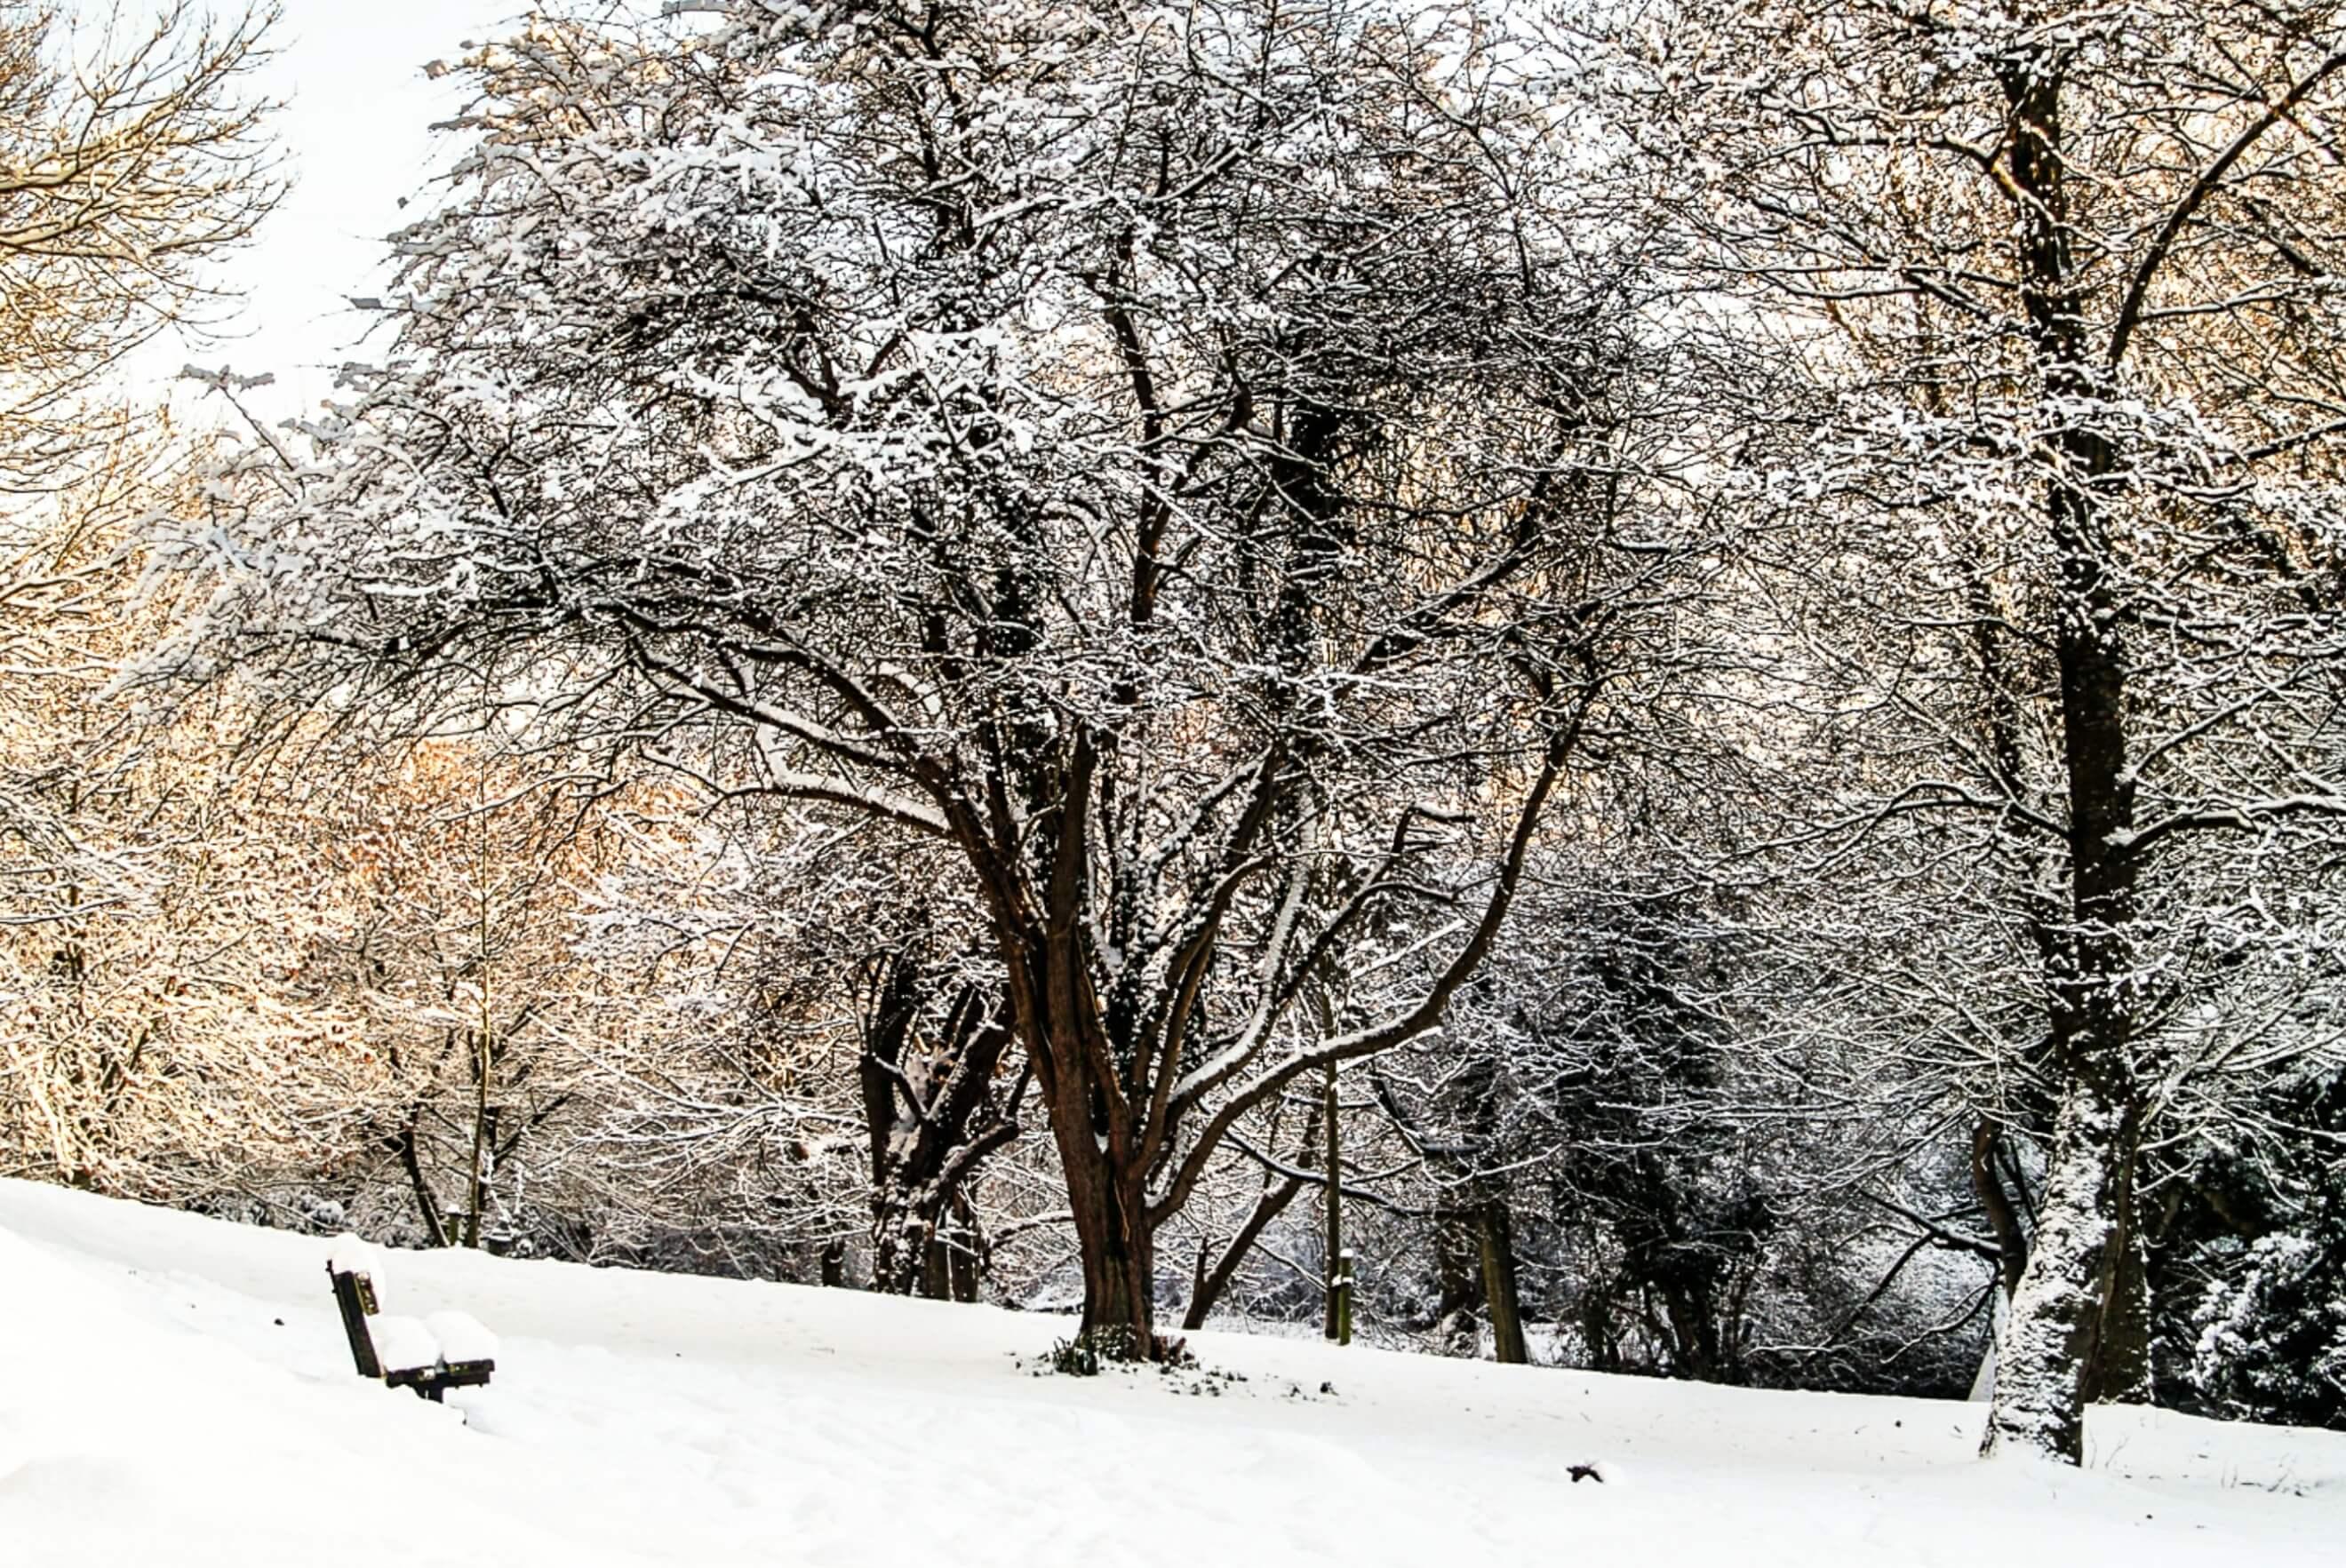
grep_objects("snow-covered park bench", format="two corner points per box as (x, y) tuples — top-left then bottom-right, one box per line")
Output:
(326, 1244), (496, 1403)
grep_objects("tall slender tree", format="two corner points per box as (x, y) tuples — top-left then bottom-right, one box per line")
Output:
(1591, 0), (2346, 1460)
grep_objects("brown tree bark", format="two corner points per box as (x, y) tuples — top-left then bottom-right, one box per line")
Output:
(1479, 1198), (1529, 1365)
(1057, 1118), (1156, 1354)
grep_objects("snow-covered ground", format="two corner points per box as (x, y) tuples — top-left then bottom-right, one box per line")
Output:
(2, 1179), (2338, 1567)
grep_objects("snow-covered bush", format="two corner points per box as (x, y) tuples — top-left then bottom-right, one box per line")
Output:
(2191, 1225), (2346, 1430)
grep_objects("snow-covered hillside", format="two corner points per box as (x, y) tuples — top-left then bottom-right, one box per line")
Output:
(1, 1179), (2336, 1567)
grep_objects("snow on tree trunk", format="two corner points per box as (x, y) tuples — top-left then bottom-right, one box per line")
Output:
(1978, 38), (2143, 1467)
(1982, 1067), (2127, 1461)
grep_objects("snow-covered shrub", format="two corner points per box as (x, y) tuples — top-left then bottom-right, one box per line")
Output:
(2190, 1217), (2346, 1429)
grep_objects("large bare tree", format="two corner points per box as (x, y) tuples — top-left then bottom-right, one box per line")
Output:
(175, 0), (1702, 1354)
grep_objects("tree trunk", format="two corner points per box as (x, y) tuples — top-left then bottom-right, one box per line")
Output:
(1322, 1065), (1344, 1341)
(948, 1190), (982, 1303)
(1581, 1279), (1622, 1373)
(861, 960), (1021, 1298)
(1433, 1206), (1485, 1355)
(1971, 1119), (2029, 1298)
(2082, 1102), (2152, 1405)
(395, 1115), (451, 1248)
(1049, 1097), (1155, 1353)
(921, 1232), (952, 1300)
(1072, 1176), (1153, 1353)
(862, 951), (926, 1294)
(1479, 1198), (1528, 1365)
(1980, 44), (2143, 1467)
(870, 1191), (931, 1296)
(1659, 1283), (1720, 1381)
(1983, 1065), (2132, 1459)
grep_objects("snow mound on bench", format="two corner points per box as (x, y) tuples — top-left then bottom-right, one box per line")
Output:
(425, 1309), (498, 1364)
(369, 1311), (441, 1373)
(326, 1231), (390, 1290)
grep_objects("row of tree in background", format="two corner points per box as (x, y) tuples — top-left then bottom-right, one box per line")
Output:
(4, 0), (2343, 1460)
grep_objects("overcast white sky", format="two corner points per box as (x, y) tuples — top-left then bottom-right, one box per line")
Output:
(134, 1), (523, 415)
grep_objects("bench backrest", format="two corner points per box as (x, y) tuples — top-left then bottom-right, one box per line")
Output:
(327, 1262), (383, 1378)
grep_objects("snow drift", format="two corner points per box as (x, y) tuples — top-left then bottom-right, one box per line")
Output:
(0, 1178), (2337, 1566)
